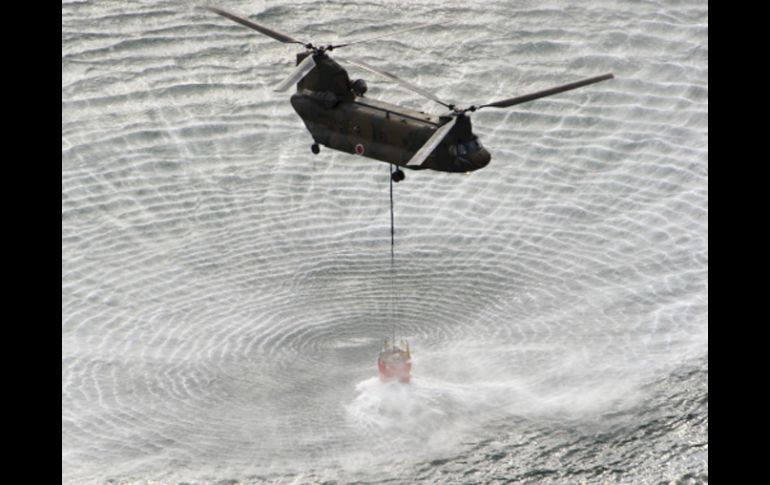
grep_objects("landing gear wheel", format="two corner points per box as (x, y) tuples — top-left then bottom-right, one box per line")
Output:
(391, 168), (405, 183)
(311, 143), (320, 155)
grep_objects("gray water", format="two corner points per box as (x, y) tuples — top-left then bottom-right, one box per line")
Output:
(62, 1), (708, 483)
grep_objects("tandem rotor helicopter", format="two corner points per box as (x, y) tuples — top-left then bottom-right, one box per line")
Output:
(206, 6), (614, 183)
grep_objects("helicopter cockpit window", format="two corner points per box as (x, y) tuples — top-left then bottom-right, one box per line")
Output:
(449, 139), (482, 157)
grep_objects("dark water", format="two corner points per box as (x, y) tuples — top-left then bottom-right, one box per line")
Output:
(62, 1), (708, 483)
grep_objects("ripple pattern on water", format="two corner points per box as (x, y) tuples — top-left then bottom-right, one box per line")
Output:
(62, 1), (707, 484)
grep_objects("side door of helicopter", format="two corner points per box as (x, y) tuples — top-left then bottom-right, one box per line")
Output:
(349, 114), (374, 157)
(326, 102), (395, 164)
(353, 106), (415, 165)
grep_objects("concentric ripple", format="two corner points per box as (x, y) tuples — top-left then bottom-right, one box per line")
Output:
(63, 1), (707, 484)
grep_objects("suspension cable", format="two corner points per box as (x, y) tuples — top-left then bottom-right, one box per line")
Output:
(389, 164), (396, 344)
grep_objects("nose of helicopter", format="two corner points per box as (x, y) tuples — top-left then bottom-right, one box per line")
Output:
(470, 148), (491, 170)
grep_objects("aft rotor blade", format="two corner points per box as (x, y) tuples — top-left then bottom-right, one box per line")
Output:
(406, 117), (457, 167)
(206, 6), (305, 45)
(477, 73), (614, 109)
(331, 20), (452, 49)
(274, 55), (317, 92)
(343, 59), (453, 109)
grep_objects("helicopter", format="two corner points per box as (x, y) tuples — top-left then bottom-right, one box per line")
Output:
(206, 7), (613, 183)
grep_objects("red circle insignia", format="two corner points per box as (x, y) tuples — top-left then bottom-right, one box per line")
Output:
(354, 143), (365, 155)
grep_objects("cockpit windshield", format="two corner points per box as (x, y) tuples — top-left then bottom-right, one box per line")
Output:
(449, 138), (483, 156)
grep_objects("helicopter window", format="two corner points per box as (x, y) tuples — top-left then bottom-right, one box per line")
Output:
(450, 139), (482, 157)
(463, 140), (481, 153)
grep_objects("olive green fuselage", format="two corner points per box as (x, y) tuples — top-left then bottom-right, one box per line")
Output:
(290, 53), (491, 172)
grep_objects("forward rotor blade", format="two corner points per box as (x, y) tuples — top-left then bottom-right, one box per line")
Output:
(477, 73), (614, 109)
(274, 55), (317, 92)
(331, 20), (452, 49)
(342, 59), (453, 108)
(206, 6), (305, 45)
(406, 117), (457, 167)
